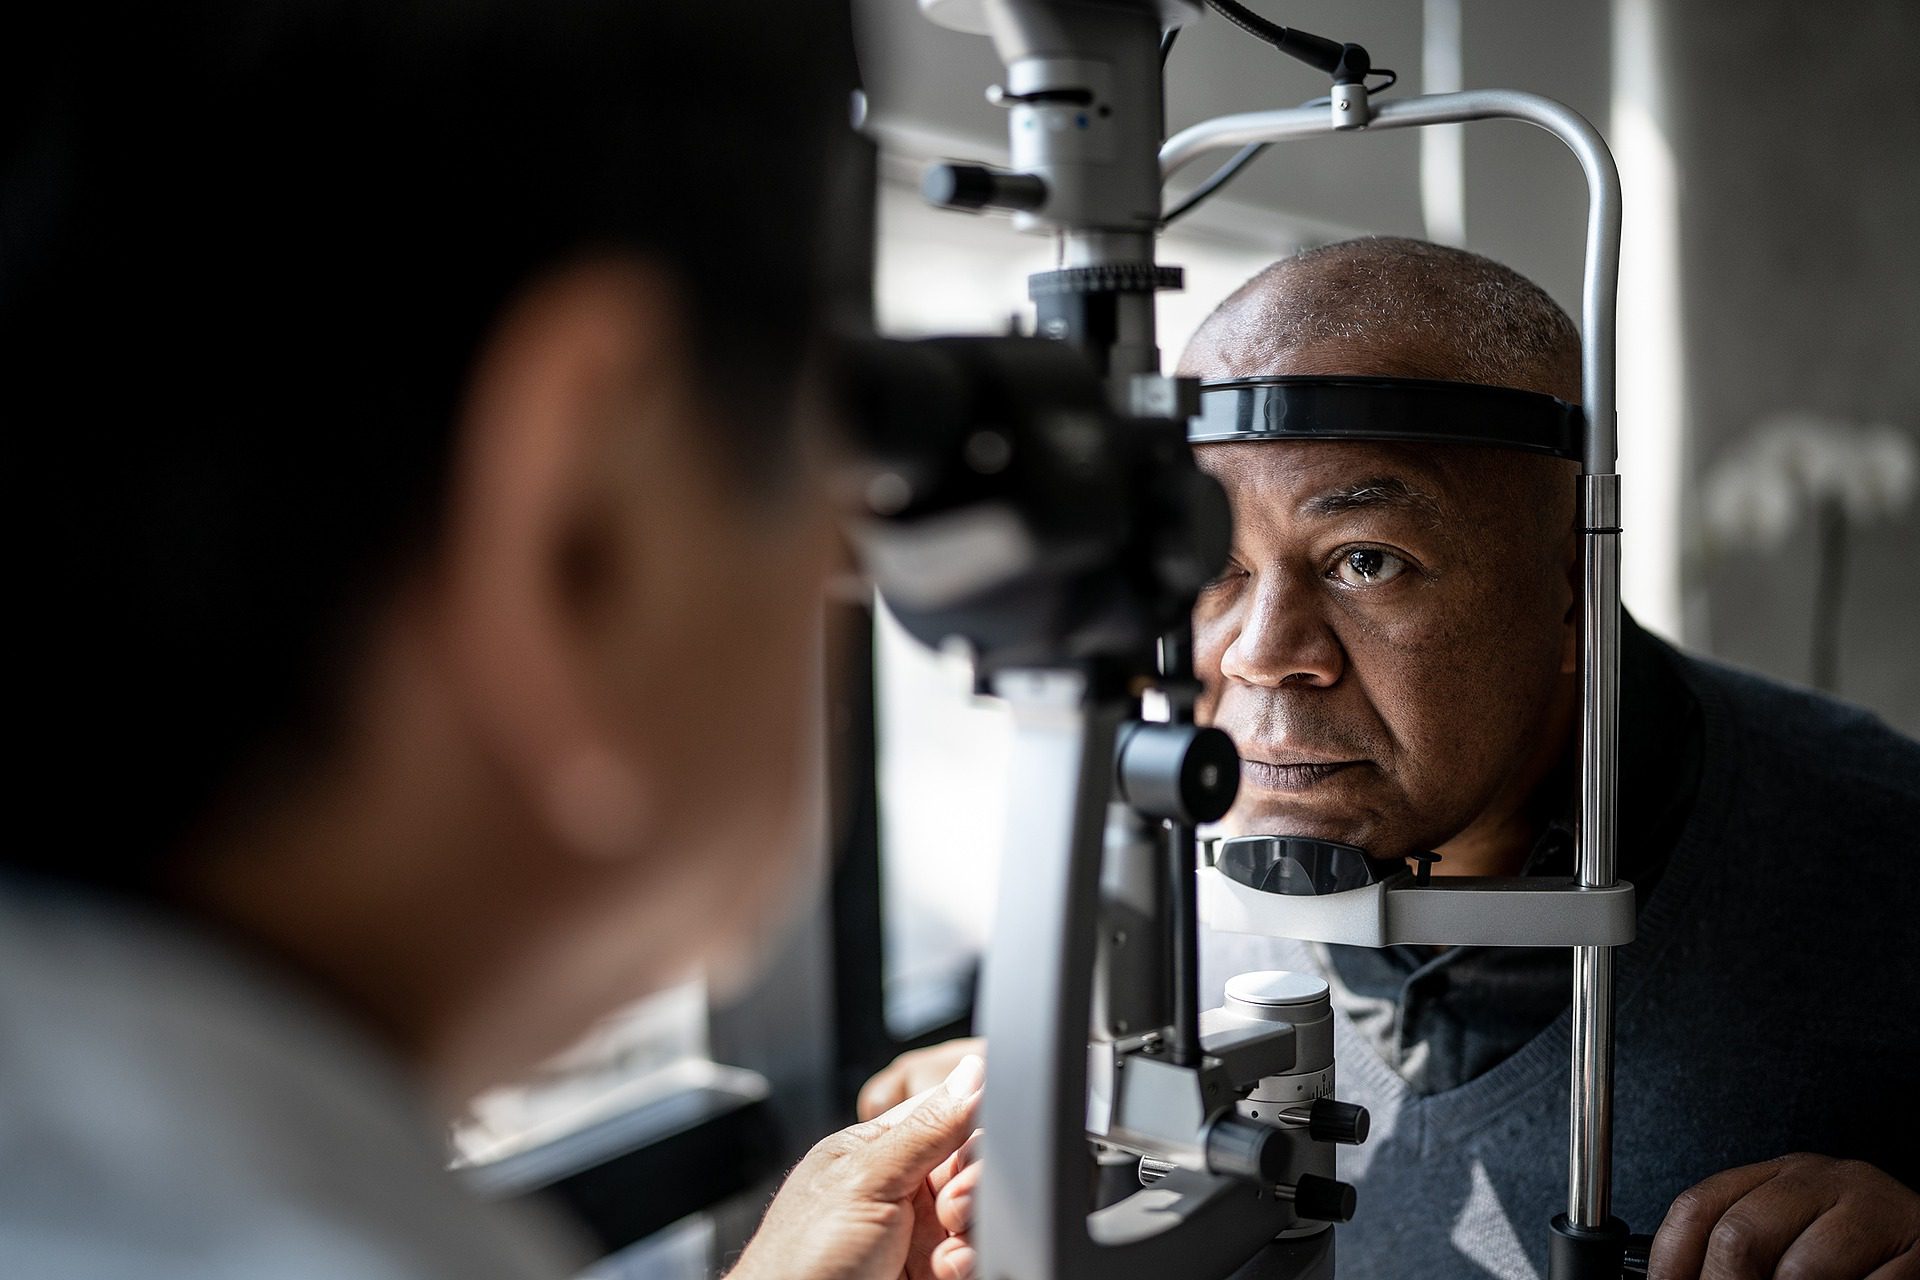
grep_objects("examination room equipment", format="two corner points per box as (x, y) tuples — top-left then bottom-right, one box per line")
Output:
(845, 1), (1644, 1276)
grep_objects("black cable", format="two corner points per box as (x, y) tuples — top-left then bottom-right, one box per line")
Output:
(1160, 7), (1397, 226)
(1160, 70), (1396, 227)
(1161, 142), (1266, 225)
(1202, 0), (1344, 73)
(1203, 0), (1304, 53)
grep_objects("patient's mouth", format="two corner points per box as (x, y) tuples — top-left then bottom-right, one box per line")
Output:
(1240, 759), (1363, 791)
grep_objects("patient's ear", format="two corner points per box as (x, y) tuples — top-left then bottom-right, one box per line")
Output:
(429, 257), (700, 866)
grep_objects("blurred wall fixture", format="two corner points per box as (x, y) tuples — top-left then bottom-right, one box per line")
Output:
(1699, 414), (1918, 692)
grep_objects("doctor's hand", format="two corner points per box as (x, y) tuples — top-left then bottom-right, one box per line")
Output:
(859, 1038), (987, 1122)
(729, 1055), (985, 1280)
(927, 1126), (983, 1280)
(1649, 1154), (1920, 1279)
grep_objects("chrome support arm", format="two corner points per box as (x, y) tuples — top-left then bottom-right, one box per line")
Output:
(1165, 89), (1626, 1233)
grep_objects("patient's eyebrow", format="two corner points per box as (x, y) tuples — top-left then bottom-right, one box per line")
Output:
(1300, 476), (1448, 522)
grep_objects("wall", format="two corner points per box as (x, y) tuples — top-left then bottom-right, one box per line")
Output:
(1655, 0), (1920, 732)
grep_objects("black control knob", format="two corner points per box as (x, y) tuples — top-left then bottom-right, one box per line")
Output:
(1621, 1232), (1655, 1276)
(1308, 1098), (1370, 1146)
(1115, 722), (1241, 824)
(1286, 1173), (1357, 1224)
(922, 163), (1048, 214)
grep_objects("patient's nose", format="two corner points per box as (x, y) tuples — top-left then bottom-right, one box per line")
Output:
(1218, 572), (1344, 689)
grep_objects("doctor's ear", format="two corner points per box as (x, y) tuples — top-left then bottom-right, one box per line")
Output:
(428, 257), (711, 865)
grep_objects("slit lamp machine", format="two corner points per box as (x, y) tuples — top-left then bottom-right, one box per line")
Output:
(845, 2), (1639, 1276)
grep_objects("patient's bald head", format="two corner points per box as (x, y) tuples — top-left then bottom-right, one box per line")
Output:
(1183, 237), (1585, 871)
(1179, 235), (1580, 399)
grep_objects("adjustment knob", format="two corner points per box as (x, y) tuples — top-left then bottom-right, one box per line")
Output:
(1285, 1173), (1357, 1224)
(922, 163), (1048, 214)
(1307, 1098), (1370, 1146)
(1137, 1156), (1176, 1186)
(1204, 1115), (1288, 1187)
(1114, 722), (1241, 824)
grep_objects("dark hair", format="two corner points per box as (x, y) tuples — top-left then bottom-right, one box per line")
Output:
(5, 0), (864, 884)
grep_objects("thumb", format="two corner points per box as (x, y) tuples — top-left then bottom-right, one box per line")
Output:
(857, 1055), (985, 1201)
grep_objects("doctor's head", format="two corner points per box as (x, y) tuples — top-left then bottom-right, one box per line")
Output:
(11, 0), (857, 1103)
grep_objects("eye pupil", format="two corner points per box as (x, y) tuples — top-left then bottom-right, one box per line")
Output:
(1349, 550), (1383, 578)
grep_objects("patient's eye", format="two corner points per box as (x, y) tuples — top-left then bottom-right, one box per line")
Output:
(1332, 547), (1407, 587)
(1201, 561), (1248, 593)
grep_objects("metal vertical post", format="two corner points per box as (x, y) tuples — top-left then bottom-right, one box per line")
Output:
(1571, 477), (1621, 1228)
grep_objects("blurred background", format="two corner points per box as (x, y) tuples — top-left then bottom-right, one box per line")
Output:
(465, 3), (1919, 1274)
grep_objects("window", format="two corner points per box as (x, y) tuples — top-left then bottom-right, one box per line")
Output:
(455, 981), (709, 1166)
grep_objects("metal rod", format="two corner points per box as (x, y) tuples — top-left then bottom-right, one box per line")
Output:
(1167, 821), (1201, 1065)
(1579, 496), (1622, 886)
(1162, 626), (1202, 1067)
(976, 670), (1116, 1280)
(1569, 945), (1616, 1223)
(1572, 484), (1622, 1227)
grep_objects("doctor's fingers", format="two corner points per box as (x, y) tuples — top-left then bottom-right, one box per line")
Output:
(931, 1233), (978, 1280)
(829, 1055), (984, 1203)
(857, 1038), (988, 1123)
(935, 1157), (984, 1236)
(928, 1129), (983, 1198)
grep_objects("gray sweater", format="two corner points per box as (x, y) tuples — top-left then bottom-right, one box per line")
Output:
(1204, 640), (1920, 1280)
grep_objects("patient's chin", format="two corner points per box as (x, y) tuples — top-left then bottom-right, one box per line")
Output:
(1221, 802), (1381, 852)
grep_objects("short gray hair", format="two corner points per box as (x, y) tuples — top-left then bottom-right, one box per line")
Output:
(1180, 236), (1581, 402)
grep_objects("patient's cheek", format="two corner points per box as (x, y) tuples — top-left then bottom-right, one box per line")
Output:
(1189, 612), (1232, 724)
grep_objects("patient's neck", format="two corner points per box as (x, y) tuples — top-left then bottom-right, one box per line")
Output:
(1431, 810), (1539, 878)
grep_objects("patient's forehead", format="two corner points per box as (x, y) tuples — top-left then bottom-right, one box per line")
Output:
(1196, 440), (1476, 510)
(1180, 332), (1470, 388)
(1193, 438), (1570, 561)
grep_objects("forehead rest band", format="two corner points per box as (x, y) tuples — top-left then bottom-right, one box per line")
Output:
(1190, 375), (1584, 462)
